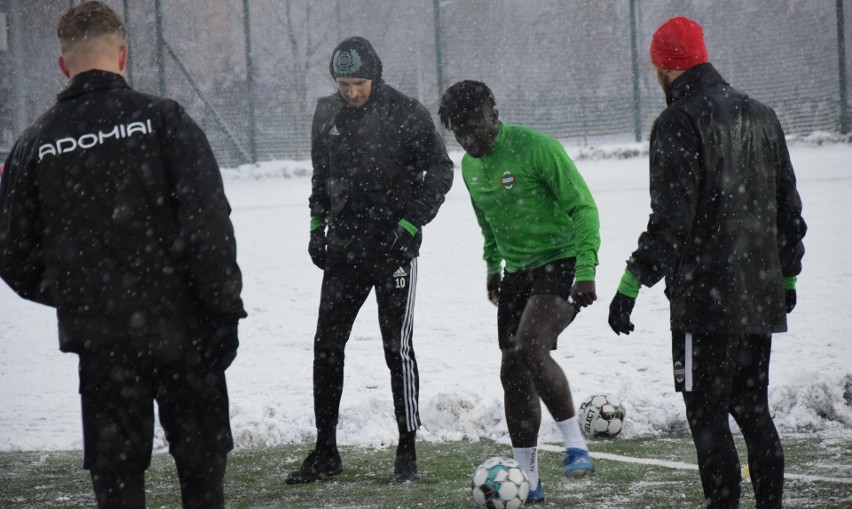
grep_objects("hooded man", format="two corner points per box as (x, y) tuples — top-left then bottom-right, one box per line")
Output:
(607, 16), (806, 509)
(285, 36), (453, 485)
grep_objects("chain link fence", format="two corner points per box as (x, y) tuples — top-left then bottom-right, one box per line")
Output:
(1, 0), (849, 167)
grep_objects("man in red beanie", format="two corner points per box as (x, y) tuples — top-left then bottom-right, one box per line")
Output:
(608, 15), (806, 509)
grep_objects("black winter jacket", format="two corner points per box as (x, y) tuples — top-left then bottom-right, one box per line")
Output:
(309, 81), (453, 262)
(627, 63), (806, 334)
(0, 70), (245, 352)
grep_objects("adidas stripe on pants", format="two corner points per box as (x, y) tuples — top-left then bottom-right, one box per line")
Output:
(312, 256), (421, 434)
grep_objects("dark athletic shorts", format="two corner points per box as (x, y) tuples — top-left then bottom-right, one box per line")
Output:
(497, 258), (575, 350)
(671, 330), (772, 394)
(78, 343), (233, 473)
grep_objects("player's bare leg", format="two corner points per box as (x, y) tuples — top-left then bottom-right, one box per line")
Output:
(501, 346), (543, 500)
(501, 351), (541, 446)
(514, 295), (577, 420)
(514, 295), (594, 478)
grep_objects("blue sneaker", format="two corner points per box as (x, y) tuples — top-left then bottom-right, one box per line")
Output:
(563, 448), (595, 478)
(527, 481), (545, 504)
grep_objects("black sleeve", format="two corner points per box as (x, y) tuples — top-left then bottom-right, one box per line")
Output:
(402, 102), (454, 228)
(160, 101), (246, 321)
(771, 116), (806, 277)
(0, 139), (54, 306)
(626, 108), (701, 287)
(308, 99), (334, 220)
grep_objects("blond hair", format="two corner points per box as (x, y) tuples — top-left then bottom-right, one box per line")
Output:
(57, 1), (126, 54)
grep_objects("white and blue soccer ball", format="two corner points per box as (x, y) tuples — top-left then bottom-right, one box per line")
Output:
(579, 394), (627, 439)
(471, 456), (530, 509)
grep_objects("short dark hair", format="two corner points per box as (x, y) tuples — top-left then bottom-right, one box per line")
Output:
(57, 0), (127, 54)
(438, 80), (496, 130)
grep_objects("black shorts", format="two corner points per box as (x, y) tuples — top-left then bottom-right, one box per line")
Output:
(78, 343), (233, 473)
(497, 258), (575, 350)
(671, 330), (772, 394)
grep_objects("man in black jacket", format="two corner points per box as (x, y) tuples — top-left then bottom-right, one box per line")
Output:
(607, 17), (806, 509)
(0, 3), (245, 508)
(285, 36), (453, 485)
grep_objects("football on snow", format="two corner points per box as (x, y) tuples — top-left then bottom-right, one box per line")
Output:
(579, 394), (627, 439)
(471, 456), (530, 509)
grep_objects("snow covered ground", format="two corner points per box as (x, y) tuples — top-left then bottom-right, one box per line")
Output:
(1, 138), (850, 453)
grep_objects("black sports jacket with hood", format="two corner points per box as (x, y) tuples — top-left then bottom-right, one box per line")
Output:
(309, 38), (453, 262)
(627, 63), (806, 334)
(0, 70), (246, 352)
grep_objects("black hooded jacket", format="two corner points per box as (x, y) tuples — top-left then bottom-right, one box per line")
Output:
(0, 70), (245, 352)
(309, 40), (453, 261)
(627, 63), (806, 334)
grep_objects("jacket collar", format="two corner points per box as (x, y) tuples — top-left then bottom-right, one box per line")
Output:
(667, 63), (728, 106)
(57, 70), (130, 102)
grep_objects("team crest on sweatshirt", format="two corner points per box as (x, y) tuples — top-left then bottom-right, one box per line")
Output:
(501, 171), (515, 189)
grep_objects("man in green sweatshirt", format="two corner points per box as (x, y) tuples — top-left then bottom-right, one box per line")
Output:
(439, 80), (600, 503)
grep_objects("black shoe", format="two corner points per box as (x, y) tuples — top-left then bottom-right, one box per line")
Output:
(390, 454), (419, 484)
(284, 449), (342, 484)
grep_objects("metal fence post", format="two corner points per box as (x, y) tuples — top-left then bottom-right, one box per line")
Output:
(243, 0), (257, 163)
(155, 0), (165, 96)
(9, 0), (25, 137)
(838, 0), (849, 134)
(629, 0), (642, 142)
(433, 0), (445, 107)
(122, 0), (133, 85)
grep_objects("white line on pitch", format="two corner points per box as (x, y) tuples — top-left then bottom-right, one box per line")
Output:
(538, 444), (852, 484)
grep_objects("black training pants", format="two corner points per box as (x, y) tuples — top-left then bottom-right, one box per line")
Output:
(79, 337), (232, 508)
(79, 344), (233, 474)
(313, 256), (420, 434)
(675, 332), (784, 509)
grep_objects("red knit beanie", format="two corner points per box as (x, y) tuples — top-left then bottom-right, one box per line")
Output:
(650, 16), (709, 70)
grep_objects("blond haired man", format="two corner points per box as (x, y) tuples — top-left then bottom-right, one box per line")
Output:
(0, 2), (245, 507)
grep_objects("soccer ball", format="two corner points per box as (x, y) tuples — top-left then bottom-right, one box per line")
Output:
(579, 394), (626, 439)
(471, 456), (530, 509)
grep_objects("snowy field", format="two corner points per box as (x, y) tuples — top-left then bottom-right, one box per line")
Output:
(1, 138), (850, 453)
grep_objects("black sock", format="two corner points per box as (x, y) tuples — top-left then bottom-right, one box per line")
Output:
(90, 470), (145, 509)
(397, 430), (417, 459)
(316, 426), (337, 452)
(177, 460), (226, 509)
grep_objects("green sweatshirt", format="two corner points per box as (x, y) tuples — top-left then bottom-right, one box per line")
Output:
(462, 123), (600, 280)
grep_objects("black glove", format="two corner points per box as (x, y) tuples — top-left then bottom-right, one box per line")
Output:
(608, 292), (636, 335)
(785, 289), (796, 314)
(202, 318), (240, 371)
(308, 228), (326, 269)
(387, 223), (420, 257)
(487, 272), (501, 305)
